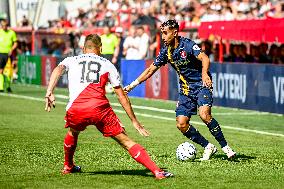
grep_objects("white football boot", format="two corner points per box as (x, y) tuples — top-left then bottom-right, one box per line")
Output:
(222, 145), (236, 159)
(200, 143), (217, 161)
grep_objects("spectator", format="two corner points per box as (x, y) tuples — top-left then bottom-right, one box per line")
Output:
(250, 44), (260, 63)
(258, 0), (273, 17)
(238, 44), (254, 62)
(107, 0), (120, 12)
(231, 44), (240, 62)
(259, 43), (271, 63)
(279, 44), (284, 64)
(237, 0), (251, 13)
(98, 11), (116, 27)
(20, 15), (31, 27)
(21, 41), (31, 55)
(123, 26), (140, 60)
(157, 3), (169, 23)
(59, 16), (72, 28)
(40, 38), (49, 55)
(136, 26), (150, 59)
(48, 41), (63, 57)
(273, 2), (284, 18)
(268, 44), (280, 64)
(220, 6), (234, 21)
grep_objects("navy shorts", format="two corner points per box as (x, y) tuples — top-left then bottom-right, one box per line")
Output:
(0, 53), (8, 69)
(176, 87), (213, 117)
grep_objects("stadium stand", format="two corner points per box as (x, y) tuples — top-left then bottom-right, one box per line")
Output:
(9, 0), (284, 64)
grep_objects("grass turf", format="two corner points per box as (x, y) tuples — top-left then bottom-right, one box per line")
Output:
(0, 84), (283, 189)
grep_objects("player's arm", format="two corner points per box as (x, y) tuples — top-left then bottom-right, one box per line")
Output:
(124, 63), (159, 93)
(114, 86), (150, 137)
(9, 31), (18, 56)
(112, 36), (120, 64)
(45, 65), (66, 112)
(9, 42), (18, 56)
(197, 52), (212, 88)
(112, 43), (120, 64)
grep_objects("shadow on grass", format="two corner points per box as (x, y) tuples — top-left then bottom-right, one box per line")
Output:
(213, 153), (256, 162)
(82, 169), (153, 177)
(81, 167), (172, 177)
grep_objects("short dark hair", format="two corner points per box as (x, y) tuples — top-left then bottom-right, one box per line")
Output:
(84, 34), (102, 47)
(161, 20), (179, 31)
(136, 25), (144, 30)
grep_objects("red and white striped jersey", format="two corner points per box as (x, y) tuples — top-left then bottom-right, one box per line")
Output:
(59, 53), (121, 112)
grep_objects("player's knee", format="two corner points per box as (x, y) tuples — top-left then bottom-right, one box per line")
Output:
(68, 128), (80, 137)
(176, 121), (189, 133)
(199, 112), (212, 123)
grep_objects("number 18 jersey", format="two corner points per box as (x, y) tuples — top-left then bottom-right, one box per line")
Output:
(59, 53), (121, 112)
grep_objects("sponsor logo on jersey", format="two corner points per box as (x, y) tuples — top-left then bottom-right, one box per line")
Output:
(193, 44), (201, 51)
(175, 59), (190, 66)
(180, 51), (187, 59)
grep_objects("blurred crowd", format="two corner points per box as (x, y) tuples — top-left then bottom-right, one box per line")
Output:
(14, 0), (284, 65)
(38, 0), (284, 29)
(202, 40), (284, 64)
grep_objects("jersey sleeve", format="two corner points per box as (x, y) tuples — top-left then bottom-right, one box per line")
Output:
(190, 42), (202, 57)
(153, 47), (167, 67)
(58, 57), (71, 71)
(108, 63), (121, 87)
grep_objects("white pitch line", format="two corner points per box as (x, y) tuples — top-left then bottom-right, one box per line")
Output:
(1, 93), (284, 138)
(54, 94), (274, 116)
(55, 94), (69, 99)
(113, 109), (284, 138)
(0, 93), (66, 105)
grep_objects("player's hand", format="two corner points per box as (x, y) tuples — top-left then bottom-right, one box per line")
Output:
(132, 120), (150, 137)
(112, 56), (117, 64)
(45, 91), (56, 112)
(202, 73), (212, 89)
(123, 85), (133, 94)
(124, 79), (140, 94)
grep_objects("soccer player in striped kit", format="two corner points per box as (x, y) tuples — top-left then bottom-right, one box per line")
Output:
(45, 34), (173, 179)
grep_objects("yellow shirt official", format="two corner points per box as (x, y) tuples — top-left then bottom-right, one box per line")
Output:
(0, 29), (17, 53)
(101, 34), (118, 55)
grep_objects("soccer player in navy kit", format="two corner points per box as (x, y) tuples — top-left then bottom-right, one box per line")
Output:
(125, 20), (236, 160)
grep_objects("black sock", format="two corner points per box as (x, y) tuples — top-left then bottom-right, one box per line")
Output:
(207, 118), (227, 148)
(183, 126), (209, 148)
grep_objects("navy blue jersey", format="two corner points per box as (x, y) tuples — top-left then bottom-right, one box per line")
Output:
(154, 36), (210, 96)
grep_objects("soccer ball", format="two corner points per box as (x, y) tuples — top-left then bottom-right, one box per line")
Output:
(176, 142), (197, 161)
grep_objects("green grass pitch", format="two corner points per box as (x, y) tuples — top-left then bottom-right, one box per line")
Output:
(0, 84), (283, 189)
